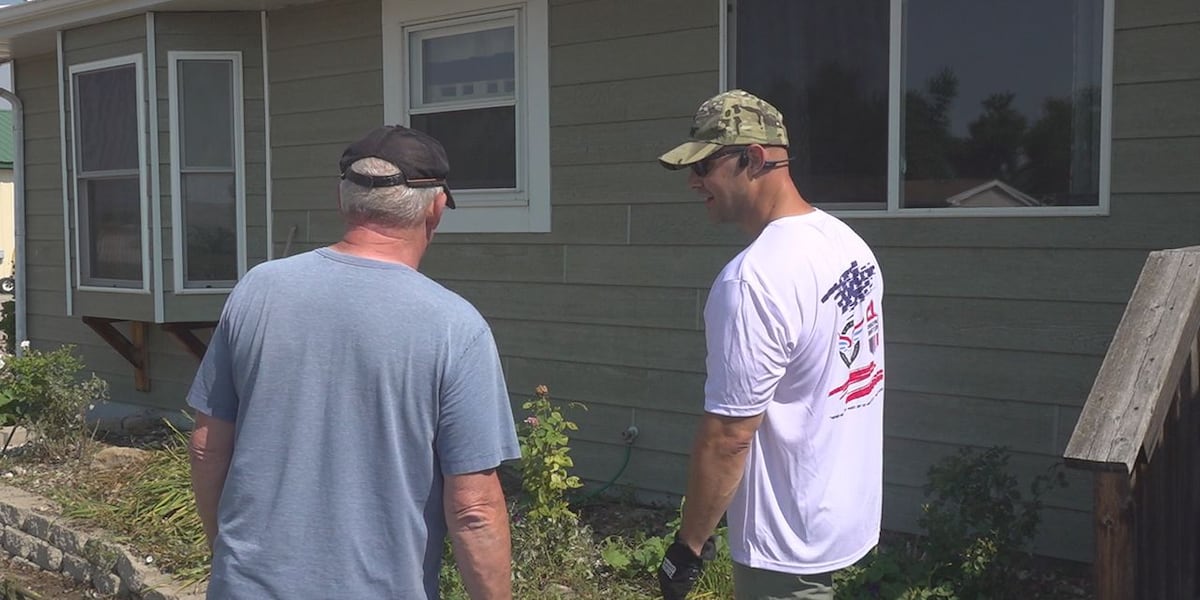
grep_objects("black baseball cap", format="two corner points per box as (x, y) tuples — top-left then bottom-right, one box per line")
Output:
(339, 125), (456, 209)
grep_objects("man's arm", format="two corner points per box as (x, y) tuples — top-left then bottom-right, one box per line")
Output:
(189, 411), (235, 550)
(677, 411), (765, 555)
(445, 469), (512, 600)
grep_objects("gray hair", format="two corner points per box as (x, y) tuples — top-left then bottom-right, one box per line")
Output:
(338, 157), (442, 227)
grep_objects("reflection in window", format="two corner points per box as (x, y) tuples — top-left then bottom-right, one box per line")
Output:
(72, 60), (144, 287)
(408, 16), (519, 192)
(85, 178), (143, 282)
(903, 0), (1103, 208)
(730, 0), (1106, 211)
(733, 0), (890, 206)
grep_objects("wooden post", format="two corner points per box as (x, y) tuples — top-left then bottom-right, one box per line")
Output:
(1094, 470), (1135, 600)
(131, 321), (149, 392)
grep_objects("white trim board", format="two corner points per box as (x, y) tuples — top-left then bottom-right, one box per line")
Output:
(146, 12), (164, 321)
(56, 31), (73, 315)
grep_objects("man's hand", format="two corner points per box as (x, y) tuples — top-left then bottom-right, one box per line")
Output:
(657, 534), (716, 600)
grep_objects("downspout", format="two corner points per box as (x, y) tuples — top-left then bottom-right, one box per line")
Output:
(0, 61), (25, 356)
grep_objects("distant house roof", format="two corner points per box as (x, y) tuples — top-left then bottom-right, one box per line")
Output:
(0, 109), (11, 169)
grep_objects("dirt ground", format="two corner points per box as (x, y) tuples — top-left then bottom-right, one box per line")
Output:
(0, 556), (96, 599)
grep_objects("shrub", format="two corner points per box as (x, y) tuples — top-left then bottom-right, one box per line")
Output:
(0, 299), (14, 354)
(0, 343), (108, 459)
(836, 446), (1066, 599)
(516, 384), (584, 523)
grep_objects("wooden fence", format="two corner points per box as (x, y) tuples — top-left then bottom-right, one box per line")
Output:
(1064, 245), (1200, 600)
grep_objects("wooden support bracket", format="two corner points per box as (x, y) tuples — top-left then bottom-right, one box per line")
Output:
(161, 322), (217, 362)
(81, 317), (150, 392)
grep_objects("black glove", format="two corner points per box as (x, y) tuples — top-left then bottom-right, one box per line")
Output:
(657, 534), (716, 600)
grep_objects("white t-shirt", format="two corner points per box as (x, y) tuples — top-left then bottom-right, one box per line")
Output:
(704, 209), (884, 574)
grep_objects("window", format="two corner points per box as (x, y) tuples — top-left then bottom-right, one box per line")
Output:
(409, 17), (518, 192)
(727, 0), (1111, 215)
(383, 0), (550, 232)
(69, 55), (148, 289)
(168, 52), (246, 291)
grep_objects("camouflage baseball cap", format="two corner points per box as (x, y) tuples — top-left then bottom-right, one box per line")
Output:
(658, 89), (789, 170)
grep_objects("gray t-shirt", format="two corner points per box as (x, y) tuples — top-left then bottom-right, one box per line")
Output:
(187, 248), (520, 599)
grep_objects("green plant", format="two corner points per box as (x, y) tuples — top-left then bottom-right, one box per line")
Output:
(0, 299), (14, 354)
(919, 446), (1065, 598)
(599, 500), (734, 599)
(836, 446), (1066, 600)
(56, 419), (209, 584)
(0, 344), (108, 459)
(516, 385), (584, 523)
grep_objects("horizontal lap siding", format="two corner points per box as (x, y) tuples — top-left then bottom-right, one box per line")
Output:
(266, 0), (383, 259)
(465, 0), (1199, 564)
(420, 0), (724, 531)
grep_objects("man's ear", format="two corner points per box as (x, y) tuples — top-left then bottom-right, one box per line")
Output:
(746, 144), (768, 174)
(425, 191), (447, 234)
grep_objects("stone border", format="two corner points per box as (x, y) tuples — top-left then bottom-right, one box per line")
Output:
(0, 482), (206, 599)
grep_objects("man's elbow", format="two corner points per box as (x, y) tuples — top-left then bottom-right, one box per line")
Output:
(189, 421), (234, 467)
(448, 497), (507, 534)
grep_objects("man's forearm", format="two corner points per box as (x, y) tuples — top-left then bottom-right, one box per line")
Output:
(678, 435), (749, 552)
(449, 503), (512, 600)
(189, 416), (234, 550)
(190, 458), (228, 548)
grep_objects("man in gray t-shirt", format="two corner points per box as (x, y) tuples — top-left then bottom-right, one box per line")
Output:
(188, 126), (520, 599)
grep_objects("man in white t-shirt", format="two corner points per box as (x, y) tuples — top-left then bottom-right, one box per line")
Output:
(655, 90), (885, 600)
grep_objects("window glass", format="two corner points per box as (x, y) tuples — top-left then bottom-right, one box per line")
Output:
(182, 173), (238, 285)
(410, 106), (516, 189)
(413, 26), (515, 106)
(902, 0), (1103, 208)
(75, 66), (139, 173)
(732, 0), (1106, 211)
(408, 17), (520, 194)
(735, 0), (890, 205)
(84, 177), (143, 282)
(179, 60), (235, 169)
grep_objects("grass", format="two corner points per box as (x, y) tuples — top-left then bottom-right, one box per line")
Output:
(32, 425), (210, 585)
(2, 430), (731, 598)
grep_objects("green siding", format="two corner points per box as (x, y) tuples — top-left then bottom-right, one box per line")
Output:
(264, 0), (382, 263)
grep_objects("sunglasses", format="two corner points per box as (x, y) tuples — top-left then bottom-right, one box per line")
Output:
(690, 145), (796, 177)
(691, 146), (748, 177)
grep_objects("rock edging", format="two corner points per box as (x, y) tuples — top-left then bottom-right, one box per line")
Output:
(0, 482), (206, 599)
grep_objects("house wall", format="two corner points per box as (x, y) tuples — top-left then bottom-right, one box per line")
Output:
(249, 0), (1200, 562)
(437, 0), (1195, 561)
(18, 12), (268, 412)
(19, 48), (197, 413)
(12, 0), (1194, 563)
(265, 0), (384, 258)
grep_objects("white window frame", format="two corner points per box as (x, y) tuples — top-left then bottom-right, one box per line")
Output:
(68, 54), (151, 292)
(167, 51), (247, 294)
(382, 0), (550, 233)
(720, 0), (1114, 219)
